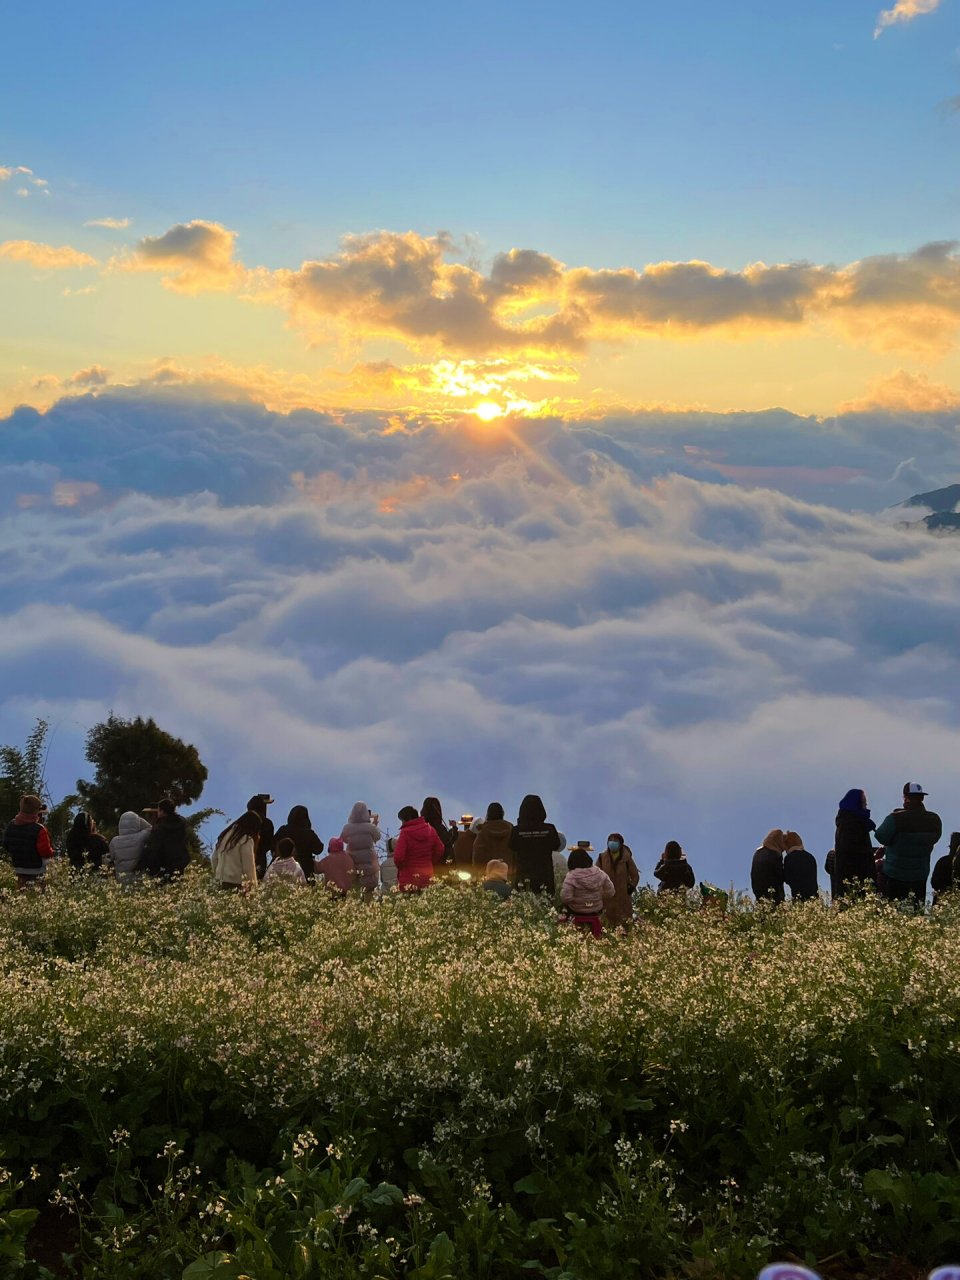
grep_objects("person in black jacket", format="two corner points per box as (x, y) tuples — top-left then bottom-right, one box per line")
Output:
(139, 799), (190, 879)
(272, 805), (324, 884)
(751, 829), (785, 903)
(65, 811), (109, 873)
(654, 841), (696, 894)
(421, 797), (456, 866)
(782, 831), (818, 902)
(929, 831), (960, 905)
(247, 794), (276, 879)
(508, 794), (564, 894)
(833, 789), (877, 898)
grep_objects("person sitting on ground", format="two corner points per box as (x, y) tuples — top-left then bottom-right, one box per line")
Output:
(782, 831), (819, 902)
(264, 836), (307, 887)
(108, 811), (153, 884)
(315, 837), (355, 895)
(66, 811), (109, 873)
(509, 794), (565, 894)
(560, 847), (615, 938)
(2, 794), (54, 891)
(380, 837), (399, 892)
(140, 799), (192, 879)
(598, 832), (640, 927)
(751, 829), (786, 904)
(272, 804), (324, 884)
(833, 789), (877, 899)
(654, 840), (696, 894)
(211, 810), (261, 892)
(341, 803), (382, 895)
(876, 783), (943, 904)
(482, 858), (513, 901)
(246, 794), (276, 879)
(393, 805), (446, 891)
(930, 832), (960, 905)
(472, 803), (514, 876)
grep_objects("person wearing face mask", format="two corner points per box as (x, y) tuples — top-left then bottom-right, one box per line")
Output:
(597, 832), (639, 928)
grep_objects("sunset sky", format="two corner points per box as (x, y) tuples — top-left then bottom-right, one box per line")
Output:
(3, 0), (960, 881)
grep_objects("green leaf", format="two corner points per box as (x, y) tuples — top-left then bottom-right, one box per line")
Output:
(182, 1252), (244, 1278)
(513, 1172), (552, 1195)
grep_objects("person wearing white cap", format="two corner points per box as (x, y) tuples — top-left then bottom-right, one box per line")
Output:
(874, 783), (942, 904)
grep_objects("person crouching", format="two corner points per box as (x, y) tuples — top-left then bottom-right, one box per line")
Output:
(560, 847), (614, 938)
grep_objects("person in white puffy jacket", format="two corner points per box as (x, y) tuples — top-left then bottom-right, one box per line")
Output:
(340, 802), (381, 895)
(108, 811), (153, 883)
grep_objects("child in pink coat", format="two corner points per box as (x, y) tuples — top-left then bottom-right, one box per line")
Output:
(560, 847), (615, 938)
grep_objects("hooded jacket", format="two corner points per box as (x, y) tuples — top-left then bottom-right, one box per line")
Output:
(2, 813), (54, 877)
(834, 793), (877, 895)
(393, 815), (445, 890)
(751, 833), (785, 903)
(211, 831), (258, 889)
(877, 802), (942, 885)
(340, 803), (382, 892)
(273, 806), (325, 884)
(654, 856), (695, 894)
(66, 822), (108, 872)
(598, 843), (640, 924)
(140, 813), (191, 878)
(472, 818), (514, 873)
(782, 846), (819, 902)
(316, 843), (356, 894)
(509, 795), (563, 894)
(108, 812), (153, 877)
(264, 855), (306, 886)
(561, 866), (615, 915)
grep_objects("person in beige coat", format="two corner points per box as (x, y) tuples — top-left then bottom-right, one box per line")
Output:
(472, 802), (514, 876)
(211, 811), (261, 892)
(598, 833), (640, 927)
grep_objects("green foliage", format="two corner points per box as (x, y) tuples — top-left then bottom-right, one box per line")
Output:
(3, 879), (960, 1277)
(76, 714), (208, 824)
(0, 718), (77, 844)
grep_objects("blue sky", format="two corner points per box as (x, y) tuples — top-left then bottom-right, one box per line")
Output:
(4, 0), (958, 269)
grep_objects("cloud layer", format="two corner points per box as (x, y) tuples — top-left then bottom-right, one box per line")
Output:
(2, 386), (960, 888)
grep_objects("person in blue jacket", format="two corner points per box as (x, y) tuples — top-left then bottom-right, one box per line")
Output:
(875, 783), (942, 904)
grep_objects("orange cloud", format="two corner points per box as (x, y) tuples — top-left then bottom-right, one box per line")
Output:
(836, 370), (960, 414)
(122, 220), (242, 293)
(0, 240), (97, 269)
(874, 0), (941, 37)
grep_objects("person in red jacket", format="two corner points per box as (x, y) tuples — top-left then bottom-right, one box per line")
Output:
(393, 805), (445, 891)
(2, 794), (55, 890)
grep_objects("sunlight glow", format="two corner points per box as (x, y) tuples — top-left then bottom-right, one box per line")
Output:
(473, 400), (503, 421)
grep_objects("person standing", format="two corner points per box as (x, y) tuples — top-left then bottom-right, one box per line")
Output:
(833, 789), (877, 898)
(508, 795), (564, 894)
(472, 803), (514, 876)
(140, 799), (191, 879)
(341, 802), (382, 895)
(65, 811), (109, 873)
(782, 832), (819, 902)
(751, 830), (786, 903)
(876, 783), (942, 905)
(247, 794), (275, 879)
(421, 797), (456, 866)
(653, 840), (696, 895)
(272, 805), (324, 884)
(930, 832), (960, 905)
(393, 805), (445, 891)
(598, 833), (640, 925)
(211, 811), (261, 892)
(108, 811), (153, 884)
(2, 795), (54, 890)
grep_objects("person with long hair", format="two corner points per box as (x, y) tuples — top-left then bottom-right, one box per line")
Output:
(211, 810), (262, 892)
(66, 811), (108, 873)
(421, 797), (456, 865)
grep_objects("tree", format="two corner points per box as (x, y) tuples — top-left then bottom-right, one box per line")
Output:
(0, 718), (78, 843)
(77, 714), (208, 825)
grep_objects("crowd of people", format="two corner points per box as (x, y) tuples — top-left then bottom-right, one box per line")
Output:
(3, 782), (959, 932)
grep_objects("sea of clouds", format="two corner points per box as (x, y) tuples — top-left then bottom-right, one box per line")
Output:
(2, 387), (960, 887)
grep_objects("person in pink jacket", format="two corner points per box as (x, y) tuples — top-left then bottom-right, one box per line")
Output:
(393, 805), (446, 891)
(315, 837), (355, 895)
(560, 847), (615, 938)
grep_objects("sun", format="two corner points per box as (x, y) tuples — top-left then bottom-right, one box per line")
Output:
(472, 400), (503, 421)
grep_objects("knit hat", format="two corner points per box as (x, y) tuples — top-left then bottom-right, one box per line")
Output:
(327, 837), (345, 854)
